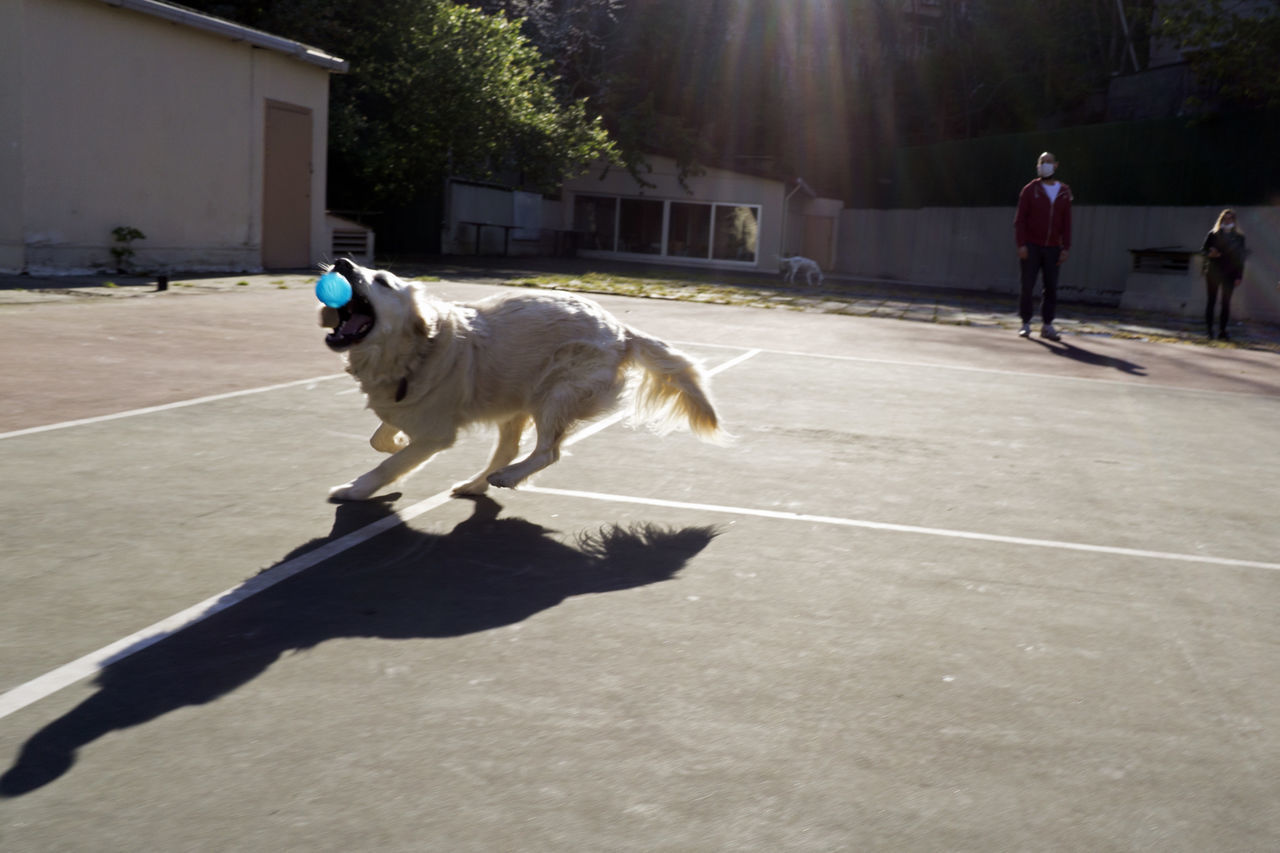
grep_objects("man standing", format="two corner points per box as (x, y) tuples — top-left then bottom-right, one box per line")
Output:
(1014, 151), (1072, 340)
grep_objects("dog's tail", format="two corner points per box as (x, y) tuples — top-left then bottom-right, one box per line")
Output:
(624, 330), (729, 444)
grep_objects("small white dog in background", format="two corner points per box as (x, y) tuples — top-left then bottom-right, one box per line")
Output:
(779, 255), (823, 287)
(319, 259), (726, 502)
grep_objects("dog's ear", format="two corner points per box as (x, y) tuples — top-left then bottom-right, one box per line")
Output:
(412, 306), (441, 343)
(410, 289), (440, 341)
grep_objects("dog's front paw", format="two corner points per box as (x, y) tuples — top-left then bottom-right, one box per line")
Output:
(451, 478), (491, 497)
(329, 480), (377, 502)
(486, 471), (521, 490)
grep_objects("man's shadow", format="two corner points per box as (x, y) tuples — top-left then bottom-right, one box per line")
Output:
(0, 497), (718, 797)
(1032, 337), (1147, 375)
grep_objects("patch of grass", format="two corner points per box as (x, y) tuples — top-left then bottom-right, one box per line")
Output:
(236, 280), (250, 287)
(521, 270), (747, 291)
(517, 270), (870, 315)
(103, 281), (117, 288)
(440, 267), (1280, 351)
(513, 271), (768, 304)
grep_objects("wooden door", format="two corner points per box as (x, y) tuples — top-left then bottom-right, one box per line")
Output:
(802, 215), (834, 269)
(262, 101), (312, 269)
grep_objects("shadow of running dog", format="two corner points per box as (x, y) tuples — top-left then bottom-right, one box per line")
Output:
(0, 497), (719, 797)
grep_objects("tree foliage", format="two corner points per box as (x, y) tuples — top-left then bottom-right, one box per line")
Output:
(185, 0), (1261, 205)
(898, 0), (1156, 141)
(185, 0), (616, 209)
(473, 0), (624, 101)
(470, 0), (705, 182)
(1156, 0), (1280, 112)
(330, 2), (614, 206)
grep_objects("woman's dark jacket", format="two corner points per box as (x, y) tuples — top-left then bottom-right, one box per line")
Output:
(1202, 229), (1247, 283)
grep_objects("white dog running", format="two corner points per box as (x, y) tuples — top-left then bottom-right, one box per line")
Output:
(319, 259), (725, 501)
(779, 255), (823, 287)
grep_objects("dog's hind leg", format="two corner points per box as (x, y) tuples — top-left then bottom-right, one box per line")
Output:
(452, 413), (530, 496)
(330, 434), (454, 501)
(487, 363), (622, 489)
(485, 421), (565, 489)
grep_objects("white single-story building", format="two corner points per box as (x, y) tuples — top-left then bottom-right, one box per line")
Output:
(443, 156), (844, 275)
(0, 0), (349, 274)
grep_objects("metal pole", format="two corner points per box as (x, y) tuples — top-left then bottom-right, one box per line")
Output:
(1115, 0), (1140, 72)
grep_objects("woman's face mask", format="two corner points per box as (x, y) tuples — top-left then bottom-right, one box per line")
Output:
(1038, 162), (1056, 178)
(1222, 222), (1235, 230)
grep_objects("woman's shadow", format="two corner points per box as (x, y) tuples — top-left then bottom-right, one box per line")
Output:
(0, 497), (718, 797)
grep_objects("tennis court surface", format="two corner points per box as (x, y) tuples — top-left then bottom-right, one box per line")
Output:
(2, 278), (1278, 851)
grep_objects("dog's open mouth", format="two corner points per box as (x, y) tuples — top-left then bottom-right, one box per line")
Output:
(323, 289), (376, 350)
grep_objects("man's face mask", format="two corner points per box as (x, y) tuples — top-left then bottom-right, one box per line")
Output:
(1038, 162), (1056, 178)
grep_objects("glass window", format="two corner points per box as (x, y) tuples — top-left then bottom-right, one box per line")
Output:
(618, 198), (665, 254)
(667, 202), (711, 258)
(573, 195), (617, 251)
(576, 194), (760, 263)
(712, 205), (759, 262)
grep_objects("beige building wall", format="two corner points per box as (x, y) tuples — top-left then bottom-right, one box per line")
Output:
(6, 0), (338, 274)
(0, 0), (26, 272)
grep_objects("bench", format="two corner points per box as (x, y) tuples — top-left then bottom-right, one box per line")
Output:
(1128, 247), (1195, 275)
(1120, 247), (1202, 316)
(459, 221), (516, 256)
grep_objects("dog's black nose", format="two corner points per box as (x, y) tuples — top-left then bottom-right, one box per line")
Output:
(333, 258), (358, 276)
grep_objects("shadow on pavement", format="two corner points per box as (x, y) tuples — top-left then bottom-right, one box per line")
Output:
(1031, 337), (1148, 376)
(0, 497), (719, 797)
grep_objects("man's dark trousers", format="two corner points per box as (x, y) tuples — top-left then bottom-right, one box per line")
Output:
(1020, 243), (1061, 324)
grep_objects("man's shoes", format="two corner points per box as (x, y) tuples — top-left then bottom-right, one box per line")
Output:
(1041, 323), (1061, 341)
(1218, 329), (1230, 341)
(1018, 323), (1031, 337)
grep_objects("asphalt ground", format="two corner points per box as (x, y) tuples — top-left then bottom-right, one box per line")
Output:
(1, 264), (1278, 851)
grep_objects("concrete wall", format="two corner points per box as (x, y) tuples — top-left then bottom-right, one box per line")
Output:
(4, 0), (334, 274)
(837, 205), (1280, 323)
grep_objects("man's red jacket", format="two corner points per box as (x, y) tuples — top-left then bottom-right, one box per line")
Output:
(1014, 178), (1072, 250)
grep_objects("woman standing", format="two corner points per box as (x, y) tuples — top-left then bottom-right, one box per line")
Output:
(1201, 209), (1246, 341)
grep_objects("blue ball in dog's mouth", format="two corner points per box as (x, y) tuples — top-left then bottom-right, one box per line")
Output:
(315, 271), (353, 308)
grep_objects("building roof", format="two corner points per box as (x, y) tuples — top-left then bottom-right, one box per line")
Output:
(99, 0), (347, 72)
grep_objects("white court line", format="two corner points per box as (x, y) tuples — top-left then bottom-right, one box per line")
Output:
(702, 347), (763, 377)
(523, 485), (1280, 573)
(0, 490), (454, 720)
(0, 349), (759, 720)
(0, 374), (348, 440)
(564, 347), (761, 447)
